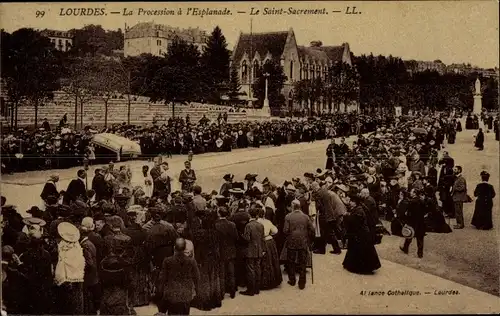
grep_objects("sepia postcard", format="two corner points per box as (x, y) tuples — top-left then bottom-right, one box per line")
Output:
(0, 1), (499, 315)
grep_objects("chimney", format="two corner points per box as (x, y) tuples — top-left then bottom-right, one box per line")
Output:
(310, 41), (322, 47)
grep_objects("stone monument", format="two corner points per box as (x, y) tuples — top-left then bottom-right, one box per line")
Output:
(473, 78), (482, 115)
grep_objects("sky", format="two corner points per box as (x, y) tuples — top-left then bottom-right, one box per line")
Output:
(0, 1), (498, 68)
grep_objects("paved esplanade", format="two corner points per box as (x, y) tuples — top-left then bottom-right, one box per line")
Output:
(2, 119), (499, 313)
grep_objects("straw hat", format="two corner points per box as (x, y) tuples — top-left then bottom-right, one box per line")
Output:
(402, 225), (415, 239)
(57, 222), (80, 242)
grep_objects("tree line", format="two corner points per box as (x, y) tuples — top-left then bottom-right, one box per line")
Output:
(1, 26), (498, 130)
(1, 26), (232, 129)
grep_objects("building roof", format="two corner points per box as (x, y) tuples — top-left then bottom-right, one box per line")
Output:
(232, 31), (289, 62)
(125, 22), (207, 43)
(297, 46), (330, 64)
(298, 44), (348, 65)
(316, 45), (346, 62)
(39, 29), (73, 39)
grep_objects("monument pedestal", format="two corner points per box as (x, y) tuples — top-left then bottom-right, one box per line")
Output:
(473, 94), (482, 115)
(262, 99), (271, 116)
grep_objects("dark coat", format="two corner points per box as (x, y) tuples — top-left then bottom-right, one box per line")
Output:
(283, 210), (314, 250)
(81, 237), (99, 286)
(91, 174), (107, 201)
(146, 222), (179, 268)
(214, 218), (238, 260)
(40, 181), (59, 202)
(313, 187), (347, 223)
(88, 231), (105, 267)
(242, 219), (265, 258)
(219, 182), (232, 197)
(64, 178), (87, 205)
(153, 177), (171, 200)
(149, 165), (162, 181)
(158, 253), (200, 303)
(474, 131), (484, 149)
(405, 198), (427, 238)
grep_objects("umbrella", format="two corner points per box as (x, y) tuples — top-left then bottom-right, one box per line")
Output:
(412, 127), (427, 135)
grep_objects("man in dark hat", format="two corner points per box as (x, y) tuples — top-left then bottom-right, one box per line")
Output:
(220, 174), (234, 197)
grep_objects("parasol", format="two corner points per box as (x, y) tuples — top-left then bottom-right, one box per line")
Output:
(91, 133), (141, 157)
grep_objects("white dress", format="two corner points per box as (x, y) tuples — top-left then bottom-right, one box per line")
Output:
(143, 174), (153, 197)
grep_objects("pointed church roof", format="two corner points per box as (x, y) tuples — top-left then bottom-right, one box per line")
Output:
(232, 31), (289, 62)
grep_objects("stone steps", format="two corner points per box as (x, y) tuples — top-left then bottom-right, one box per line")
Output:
(3, 100), (267, 128)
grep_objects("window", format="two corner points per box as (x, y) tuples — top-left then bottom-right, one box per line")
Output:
(253, 60), (259, 80)
(241, 60), (248, 83)
(157, 39), (162, 46)
(290, 61), (294, 80)
(304, 64), (308, 80)
(58, 39), (62, 44)
(310, 65), (314, 79)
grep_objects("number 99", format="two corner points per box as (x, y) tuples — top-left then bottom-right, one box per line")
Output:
(36, 10), (45, 18)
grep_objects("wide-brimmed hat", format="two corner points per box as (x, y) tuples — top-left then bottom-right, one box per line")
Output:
(22, 216), (46, 227)
(244, 173), (258, 181)
(335, 184), (350, 193)
(285, 184), (296, 191)
(402, 225), (415, 239)
(57, 222), (80, 242)
(223, 174), (234, 181)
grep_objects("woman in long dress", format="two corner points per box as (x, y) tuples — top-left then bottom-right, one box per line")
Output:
(257, 207), (282, 290)
(341, 192), (381, 275)
(474, 128), (485, 150)
(471, 171), (496, 230)
(191, 211), (224, 311)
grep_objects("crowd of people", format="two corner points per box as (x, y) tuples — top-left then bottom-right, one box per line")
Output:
(1, 110), (497, 316)
(1, 112), (386, 174)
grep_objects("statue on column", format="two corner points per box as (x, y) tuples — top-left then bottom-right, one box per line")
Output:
(475, 78), (481, 95)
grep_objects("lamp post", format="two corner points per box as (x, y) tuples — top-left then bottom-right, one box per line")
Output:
(263, 72), (270, 111)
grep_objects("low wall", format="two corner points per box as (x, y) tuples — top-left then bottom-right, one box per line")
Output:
(1, 98), (272, 128)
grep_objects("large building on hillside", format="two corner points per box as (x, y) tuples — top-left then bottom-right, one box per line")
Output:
(231, 28), (353, 110)
(124, 22), (208, 57)
(40, 29), (74, 52)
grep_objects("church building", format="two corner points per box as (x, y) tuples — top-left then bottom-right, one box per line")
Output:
(231, 28), (353, 111)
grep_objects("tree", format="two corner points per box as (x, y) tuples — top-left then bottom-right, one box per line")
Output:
(252, 60), (287, 108)
(328, 62), (359, 112)
(228, 66), (242, 105)
(201, 26), (231, 103)
(141, 37), (204, 117)
(89, 60), (126, 127)
(61, 57), (95, 128)
(1, 28), (62, 129)
(69, 25), (123, 57)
